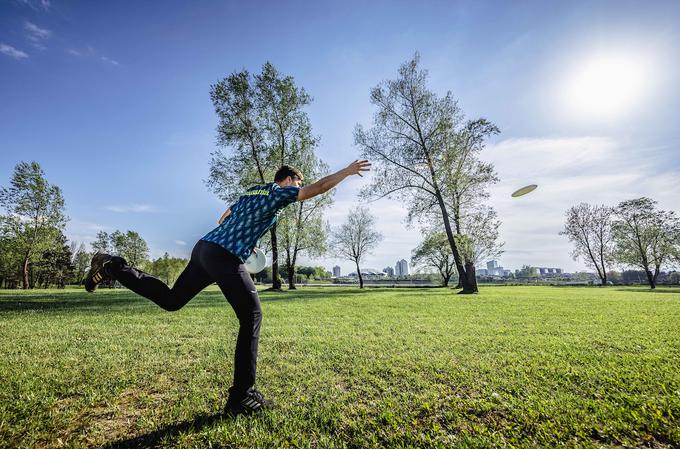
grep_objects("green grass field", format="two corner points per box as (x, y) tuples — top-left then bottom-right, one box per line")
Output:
(1, 286), (679, 448)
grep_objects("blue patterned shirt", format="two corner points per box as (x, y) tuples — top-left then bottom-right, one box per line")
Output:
(201, 183), (300, 262)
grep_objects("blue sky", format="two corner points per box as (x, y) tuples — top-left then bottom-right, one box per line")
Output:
(1, 0), (679, 274)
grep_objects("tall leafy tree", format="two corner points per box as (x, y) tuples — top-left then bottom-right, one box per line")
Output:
(122, 231), (149, 269)
(277, 156), (332, 289)
(91, 231), (111, 254)
(411, 231), (456, 286)
(355, 54), (495, 293)
(517, 265), (538, 278)
(32, 231), (73, 288)
(71, 242), (90, 284)
(93, 229), (149, 269)
(612, 198), (680, 289)
(425, 206), (503, 280)
(110, 230), (149, 268)
(409, 119), (502, 282)
(456, 207), (504, 267)
(0, 161), (67, 289)
(148, 252), (188, 286)
(560, 203), (615, 285)
(206, 62), (317, 290)
(330, 207), (382, 289)
(0, 233), (22, 288)
(440, 119), (501, 234)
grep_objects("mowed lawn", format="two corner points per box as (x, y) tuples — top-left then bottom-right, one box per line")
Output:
(1, 286), (678, 449)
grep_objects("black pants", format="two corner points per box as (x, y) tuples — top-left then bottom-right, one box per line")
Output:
(106, 239), (261, 396)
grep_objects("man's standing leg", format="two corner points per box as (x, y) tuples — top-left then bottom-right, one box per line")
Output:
(197, 240), (273, 415)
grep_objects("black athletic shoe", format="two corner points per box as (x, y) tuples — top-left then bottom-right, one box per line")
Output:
(84, 253), (112, 292)
(224, 388), (275, 416)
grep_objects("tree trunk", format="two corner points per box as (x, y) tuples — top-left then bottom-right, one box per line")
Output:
(356, 261), (364, 289)
(22, 255), (30, 289)
(457, 263), (478, 294)
(438, 204), (476, 293)
(645, 270), (656, 289)
(288, 247), (299, 290)
(269, 226), (282, 290)
(287, 270), (296, 290)
(430, 180), (475, 293)
(653, 266), (660, 287)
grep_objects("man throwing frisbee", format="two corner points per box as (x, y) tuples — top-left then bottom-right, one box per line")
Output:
(84, 160), (370, 416)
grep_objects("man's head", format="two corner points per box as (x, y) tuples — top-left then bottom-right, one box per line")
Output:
(274, 165), (304, 188)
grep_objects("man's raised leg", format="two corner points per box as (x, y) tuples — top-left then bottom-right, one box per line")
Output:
(85, 242), (213, 311)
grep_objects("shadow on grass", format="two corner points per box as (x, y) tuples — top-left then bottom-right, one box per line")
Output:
(259, 287), (390, 302)
(0, 286), (408, 313)
(614, 287), (680, 294)
(0, 295), (140, 312)
(102, 412), (228, 449)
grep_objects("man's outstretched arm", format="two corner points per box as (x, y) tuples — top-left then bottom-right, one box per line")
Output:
(297, 160), (371, 202)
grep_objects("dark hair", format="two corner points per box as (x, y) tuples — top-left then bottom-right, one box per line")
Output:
(274, 165), (303, 182)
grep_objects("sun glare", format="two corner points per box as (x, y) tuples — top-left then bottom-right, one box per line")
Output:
(562, 52), (651, 121)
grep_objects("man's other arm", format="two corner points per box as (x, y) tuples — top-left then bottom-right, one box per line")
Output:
(218, 208), (231, 224)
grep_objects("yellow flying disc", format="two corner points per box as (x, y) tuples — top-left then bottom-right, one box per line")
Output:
(511, 184), (538, 197)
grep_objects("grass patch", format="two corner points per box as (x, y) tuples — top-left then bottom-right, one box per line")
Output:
(1, 286), (679, 448)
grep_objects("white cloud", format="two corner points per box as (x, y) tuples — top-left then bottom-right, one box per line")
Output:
(174, 240), (187, 246)
(16, 0), (50, 11)
(67, 47), (119, 66)
(100, 55), (119, 66)
(0, 43), (29, 59)
(105, 204), (156, 213)
(24, 21), (51, 42)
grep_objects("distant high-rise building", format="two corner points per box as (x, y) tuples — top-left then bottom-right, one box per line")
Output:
(395, 259), (409, 276)
(332, 265), (341, 278)
(383, 266), (394, 276)
(484, 260), (507, 276)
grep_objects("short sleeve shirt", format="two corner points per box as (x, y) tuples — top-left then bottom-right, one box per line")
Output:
(202, 183), (300, 262)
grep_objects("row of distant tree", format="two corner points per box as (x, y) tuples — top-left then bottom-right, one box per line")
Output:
(0, 161), (191, 289)
(560, 199), (680, 289)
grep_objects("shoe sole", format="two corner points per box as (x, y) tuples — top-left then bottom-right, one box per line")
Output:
(85, 256), (109, 292)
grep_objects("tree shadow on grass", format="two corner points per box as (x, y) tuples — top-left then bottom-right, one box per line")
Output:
(0, 295), (140, 312)
(614, 287), (680, 294)
(0, 286), (402, 313)
(258, 287), (390, 302)
(102, 411), (228, 449)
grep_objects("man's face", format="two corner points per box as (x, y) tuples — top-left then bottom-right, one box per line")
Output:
(288, 175), (303, 188)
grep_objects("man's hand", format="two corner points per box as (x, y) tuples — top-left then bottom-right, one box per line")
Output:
(343, 159), (372, 177)
(297, 159), (371, 202)
(218, 208), (232, 224)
